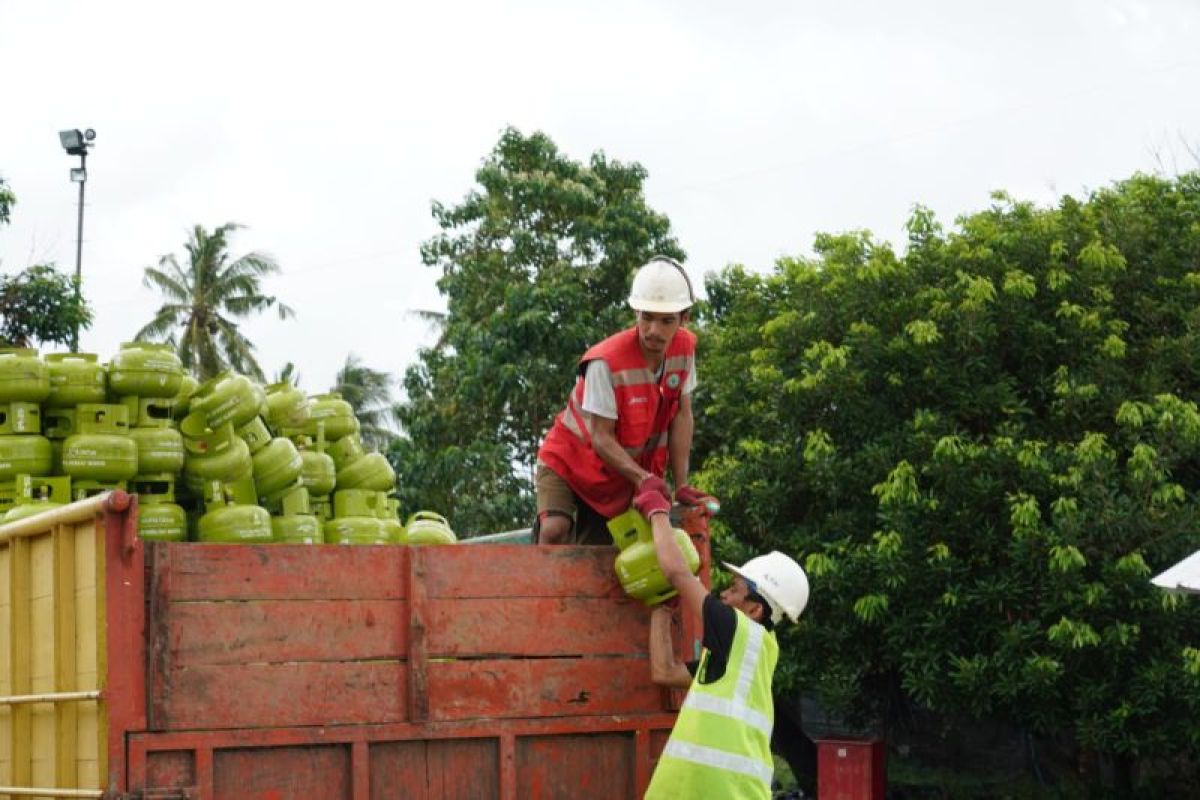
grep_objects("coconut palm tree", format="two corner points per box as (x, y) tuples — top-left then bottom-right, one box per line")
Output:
(333, 354), (397, 451)
(136, 223), (294, 380)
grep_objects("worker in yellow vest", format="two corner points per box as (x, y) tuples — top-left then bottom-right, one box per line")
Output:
(633, 486), (809, 799)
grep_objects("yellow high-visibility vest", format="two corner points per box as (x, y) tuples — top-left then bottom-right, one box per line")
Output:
(645, 609), (777, 799)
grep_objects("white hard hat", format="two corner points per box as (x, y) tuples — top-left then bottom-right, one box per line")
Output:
(724, 551), (810, 625)
(628, 256), (695, 313)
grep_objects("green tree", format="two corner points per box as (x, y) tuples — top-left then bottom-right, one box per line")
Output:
(0, 264), (93, 348)
(332, 354), (396, 451)
(0, 180), (93, 348)
(697, 174), (1200, 794)
(389, 128), (684, 533)
(136, 223), (293, 380)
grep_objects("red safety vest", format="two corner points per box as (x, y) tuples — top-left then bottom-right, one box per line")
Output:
(538, 326), (696, 518)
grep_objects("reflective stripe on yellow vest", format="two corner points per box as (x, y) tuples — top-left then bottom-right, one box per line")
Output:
(645, 610), (778, 800)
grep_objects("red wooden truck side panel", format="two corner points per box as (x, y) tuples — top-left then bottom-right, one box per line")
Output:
(112, 509), (712, 799)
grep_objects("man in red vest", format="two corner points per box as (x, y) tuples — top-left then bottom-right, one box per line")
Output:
(535, 256), (717, 544)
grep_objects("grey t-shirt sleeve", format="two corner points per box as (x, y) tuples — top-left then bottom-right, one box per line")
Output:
(684, 359), (696, 395)
(581, 359), (619, 419)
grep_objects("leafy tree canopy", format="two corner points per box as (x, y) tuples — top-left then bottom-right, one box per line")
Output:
(0, 264), (93, 348)
(389, 127), (684, 534)
(136, 223), (294, 380)
(0, 180), (92, 349)
(696, 173), (1200, 788)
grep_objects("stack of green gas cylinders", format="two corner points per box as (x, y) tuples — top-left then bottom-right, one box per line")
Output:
(0, 348), (59, 521)
(0, 345), (453, 546)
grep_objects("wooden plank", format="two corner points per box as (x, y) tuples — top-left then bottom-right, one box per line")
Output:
(421, 545), (623, 599)
(146, 543), (173, 732)
(368, 740), (427, 800)
(164, 543), (408, 601)
(9, 536), (32, 793)
(159, 661), (407, 730)
(53, 523), (78, 790)
(408, 548), (429, 723)
(516, 732), (635, 799)
(167, 599), (407, 666)
(145, 749), (194, 789)
(425, 597), (649, 657)
(352, 740), (369, 800)
(214, 743), (351, 800)
(426, 738), (499, 799)
(425, 657), (664, 722)
(368, 739), (498, 800)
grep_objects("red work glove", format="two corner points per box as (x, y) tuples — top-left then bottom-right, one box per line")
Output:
(634, 488), (672, 519)
(676, 485), (720, 514)
(636, 474), (671, 501)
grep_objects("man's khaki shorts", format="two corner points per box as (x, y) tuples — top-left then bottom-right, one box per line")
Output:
(534, 463), (613, 545)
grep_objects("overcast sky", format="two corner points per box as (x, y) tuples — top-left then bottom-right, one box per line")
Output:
(1, 0), (1198, 396)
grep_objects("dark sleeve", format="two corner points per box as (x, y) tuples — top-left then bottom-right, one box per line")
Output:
(695, 594), (738, 684)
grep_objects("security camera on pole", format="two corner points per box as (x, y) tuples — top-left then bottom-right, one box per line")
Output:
(58, 127), (96, 352)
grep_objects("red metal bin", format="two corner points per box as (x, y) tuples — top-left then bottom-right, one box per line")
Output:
(817, 738), (886, 799)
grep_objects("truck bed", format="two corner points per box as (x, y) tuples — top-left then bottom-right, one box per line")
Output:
(2, 494), (708, 799)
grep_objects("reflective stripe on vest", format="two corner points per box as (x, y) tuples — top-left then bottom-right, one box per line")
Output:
(681, 624), (771, 737)
(660, 739), (775, 786)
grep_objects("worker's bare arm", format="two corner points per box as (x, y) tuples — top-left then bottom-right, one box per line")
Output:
(649, 606), (692, 688)
(590, 414), (652, 486)
(649, 512), (707, 618)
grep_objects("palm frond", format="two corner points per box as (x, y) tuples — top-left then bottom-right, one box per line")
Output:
(142, 260), (191, 301)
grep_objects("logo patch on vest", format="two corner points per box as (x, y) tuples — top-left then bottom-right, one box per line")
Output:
(667, 373), (682, 389)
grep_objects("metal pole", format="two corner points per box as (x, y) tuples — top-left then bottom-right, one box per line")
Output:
(72, 149), (86, 352)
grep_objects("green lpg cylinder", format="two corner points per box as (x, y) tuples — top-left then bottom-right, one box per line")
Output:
(606, 508), (701, 606)
(2, 476), (69, 523)
(336, 452), (396, 492)
(45, 353), (106, 407)
(137, 502), (187, 542)
(187, 371), (261, 429)
(108, 342), (183, 399)
(3, 498), (62, 522)
(264, 381), (310, 432)
(300, 449), (336, 497)
(404, 511), (457, 546)
(272, 514), (323, 545)
(0, 437), (53, 481)
(306, 393), (360, 441)
(61, 405), (137, 483)
(236, 416), (272, 453)
(328, 434), (365, 469)
(181, 416), (253, 490)
(324, 489), (387, 545)
(0, 348), (50, 403)
(381, 497), (406, 544)
(172, 374), (200, 420)
(252, 437), (303, 497)
(197, 483), (273, 544)
(129, 427), (185, 476)
(0, 402), (41, 435)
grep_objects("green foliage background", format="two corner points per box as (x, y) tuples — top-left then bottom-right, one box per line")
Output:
(389, 128), (684, 534)
(384, 126), (1200, 790)
(696, 174), (1200, 790)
